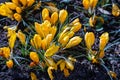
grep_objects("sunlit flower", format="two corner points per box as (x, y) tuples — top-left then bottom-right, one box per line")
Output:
(42, 8), (50, 21)
(30, 52), (39, 63)
(9, 33), (16, 49)
(85, 32), (95, 49)
(17, 30), (26, 45)
(51, 12), (58, 24)
(6, 59), (13, 69)
(65, 36), (82, 49)
(5, 2), (17, 10)
(59, 9), (68, 24)
(27, 0), (35, 7)
(112, 3), (120, 17)
(13, 13), (22, 21)
(19, 0), (27, 6)
(16, 7), (22, 14)
(99, 32), (109, 50)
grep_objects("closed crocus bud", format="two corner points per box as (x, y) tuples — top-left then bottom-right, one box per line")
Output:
(2, 47), (10, 59)
(19, 0), (27, 6)
(71, 18), (79, 25)
(71, 22), (82, 32)
(30, 52), (39, 63)
(99, 32), (109, 50)
(59, 9), (68, 24)
(50, 26), (57, 38)
(67, 31), (74, 38)
(46, 34), (53, 46)
(9, 33), (16, 49)
(112, 3), (120, 17)
(12, 0), (19, 6)
(6, 59), (13, 69)
(42, 8), (50, 21)
(16, 7), (22, 14)
(44, 43), (59, 57)
(31, 34), (41, 49)
(5, 2), (17, 10)
(85, 32), (95, 49)
(51, 12), (58, 24)
(27, 0), (35, 7)
(17, 30), (26, 45)
(65, 36), (82, 49)
(13, 13), (22, 21)
(60, 35), (69, 47)
(35, 22), (45, 38)
(82, 0), (90, 10)
(41, 39), (47, 50)
(99, 50), (105, 58)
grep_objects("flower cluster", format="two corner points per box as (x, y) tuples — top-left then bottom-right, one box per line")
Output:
(0, 0), (35, 21)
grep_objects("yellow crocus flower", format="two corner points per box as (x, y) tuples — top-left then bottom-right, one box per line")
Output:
(67, 31), (74, 38)
(19, 0), (27, 6)
(90, 0), (98, 9)
(99, 50), (104, 58)
(3, 47), (10, 59)
(13, 13), (22, 21)
(27, 0), (35, 7)
(99, 32), (109, 50)
(65, 36), (82, 49)
(31, 34), (41, 49)
(6, 59), (14, 69)
(5, 2), (17, 10)
(45, 57), (56, 68)
(46, 34), (53, 46)
(60, 61), (66, 71)
(16, 7), (22, 14)
(42, 8), (50, 21)
(9, 33), (16, 49)
(71, 22), (82, 32)
(44, 43), (59, 57)
(85, 32), (95, 49)
(17, 30), (26, 45)
(35, 22), (45, 38)
(65, 60), (74, 71)
(51, 12), (58, 24)
(30, 52), (39, 63)
(59, 9), (68, 24)
(49, 26), (57, 39)
(60, 35), (69, 47)
(71, 18), (79, 25)
(41, 39), (47, 50)
(82, 0), (90, 10)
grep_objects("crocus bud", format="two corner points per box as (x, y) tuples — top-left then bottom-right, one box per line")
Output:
(5, 2), (17, 10)
(65, 60), (74, 71)
(59, 9), (68, 24)
(12, 0), (19, 6)
(6, 59), (13, 69)
(30, 52), (39, 63)
(16, 7), (22, 14)
(71, 22), (82, 32)
(51, 12), (58, 24)
(17, 30), (26, 45)
(42, 8), (50, 21)
(85, 32), (95, 49)
(13, 13), (22, 21)
(99, 32), (109, 50)
(90, 0), (98, 9)
(60, 35), (69, 47)
(65, 36), (82, 49)
(9, 33), (16, 49)
(41, 39), (47, 50)
(82, 0), (90, 10)
(44, 43), (59, 57)
(2, 47), (10, 59)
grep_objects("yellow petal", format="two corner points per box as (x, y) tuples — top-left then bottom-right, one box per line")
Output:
(16, 7), (22, 14)
(44, 43), (59, 57)
(51, 12), (58, 24)
(13, 13), (22, 21)
(85, 32), (95, 49)
(50, 26), (57, 39)
(60, 61), (65, 71)
(27, 0), (35, 7)
(5, 2), (17, 10)
(99, 50), (105, 58)
(63, 68), (70, 77)
(112, 3), (120, 17)
(46, 34), (53, 46)
(2, 47), (10, 59)
(9, 33), (16, 49)
(45, 57), (56, 68)
(65, 36), (82, 49)
(59, 9), (68, 24)
(12, 0), (19, 6)
(41, 39), (47, 50)
(6, 59), (13, 69)
(99, 32), (109, 50)
(30, 52), (39, 63)
(71, 18), (79, 25)
(33, 34), (41, 49)
(89, 16), (96, 27)
(60, 35), (69, 47)
(47, 67), (55, 80)
(109, 71), (117, 79)
(71, 22), (82, 32)
(30, 72), (38, 80)
(35, 22), (45, 38)
(67, 31), (74, 38)
(42, 8), (50, 21)
(17, 30), (26, 45)
(90, 0), (98, 9)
